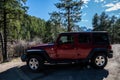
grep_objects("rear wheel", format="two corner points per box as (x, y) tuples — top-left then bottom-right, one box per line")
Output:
(91, 54), (107, 69)
(27, 55), (43, 72)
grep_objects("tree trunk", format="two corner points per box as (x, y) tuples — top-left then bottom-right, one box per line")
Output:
(67, 7), (71, 32)
(0, 32), (3, 63)
(3, 0), (7, 61)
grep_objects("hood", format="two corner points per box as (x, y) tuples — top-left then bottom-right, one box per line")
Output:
(29, 43), (54, 50)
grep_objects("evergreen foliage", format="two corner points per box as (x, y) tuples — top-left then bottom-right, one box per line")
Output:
(51, 0), (83, 32)
(92, 12), (120, 43)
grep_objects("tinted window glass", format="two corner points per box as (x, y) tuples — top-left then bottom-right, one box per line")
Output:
(79, 34), (91, 43)
(93, 33), (109, 44)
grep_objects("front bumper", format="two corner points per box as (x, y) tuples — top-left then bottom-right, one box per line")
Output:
(107, 50), (113, 58)
(21, 54), (27, 62)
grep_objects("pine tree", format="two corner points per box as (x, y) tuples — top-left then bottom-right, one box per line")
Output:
(92, 12), (109, 31)
(92, 13), (99, 31)
(54, 0), (83, 32)
(0, 0), (27, 61)
(99, 12), (109, 31)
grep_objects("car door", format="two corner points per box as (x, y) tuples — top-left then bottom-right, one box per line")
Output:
(56, 34), (77, 59)
(76, 33), (92, 59)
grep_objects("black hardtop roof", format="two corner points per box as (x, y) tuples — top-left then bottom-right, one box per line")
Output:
(60, 31), (108, 35)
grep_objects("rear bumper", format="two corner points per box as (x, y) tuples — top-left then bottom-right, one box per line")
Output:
(107, 50), (113, 58)
(21, 54), (27, 62)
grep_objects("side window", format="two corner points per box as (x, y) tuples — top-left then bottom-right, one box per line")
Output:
(59, 35), (74, 44)
(79, 34), (91, 43)
(93, 33), (109, 44)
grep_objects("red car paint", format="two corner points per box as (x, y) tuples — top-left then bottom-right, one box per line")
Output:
(29, 32), (112, 60)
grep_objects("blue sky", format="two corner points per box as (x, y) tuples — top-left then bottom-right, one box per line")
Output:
(26, 0), (120, 29)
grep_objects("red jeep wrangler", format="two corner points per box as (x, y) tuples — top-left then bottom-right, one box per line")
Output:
(21, 31), (113, 72)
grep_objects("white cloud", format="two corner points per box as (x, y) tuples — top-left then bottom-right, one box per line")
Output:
(105, 3), (114, 7)
(82, 0), (90, 4)
(94, 0), (105, 3)
(81, 0), (90, 9)
(105, 2), (120, 12)
(85, 5), (88, 8)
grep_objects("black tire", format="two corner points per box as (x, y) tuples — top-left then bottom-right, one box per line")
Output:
(91, 54), (107, 69)
(27, 55), (44, 72)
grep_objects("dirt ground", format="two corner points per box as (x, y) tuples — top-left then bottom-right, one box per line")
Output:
(104, 44), (120, 80)
(0, 44), (120, 80)
(0, 58), (25, 73)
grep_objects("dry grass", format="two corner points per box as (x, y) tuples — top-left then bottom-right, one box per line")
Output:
(0, 39), (43, 62)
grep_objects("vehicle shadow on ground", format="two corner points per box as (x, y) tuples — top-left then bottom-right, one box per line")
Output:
(20, 64), (109, 80)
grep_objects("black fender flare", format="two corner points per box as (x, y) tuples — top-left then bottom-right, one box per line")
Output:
(87, 48), (108, 59)
(26, 49), (50, 61)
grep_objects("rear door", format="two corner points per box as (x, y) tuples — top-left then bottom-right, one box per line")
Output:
(76, 33), (92, 59)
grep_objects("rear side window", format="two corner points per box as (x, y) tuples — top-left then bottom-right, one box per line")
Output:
(78, 34), (91, 43)
(93, 33), (109, 44)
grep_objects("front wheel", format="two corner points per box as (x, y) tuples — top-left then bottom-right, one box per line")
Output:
(27, 56), (43, 72)
(91, 54), (107, 69)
